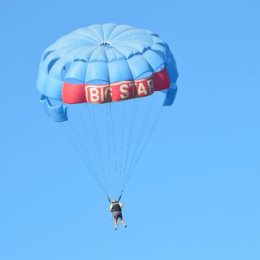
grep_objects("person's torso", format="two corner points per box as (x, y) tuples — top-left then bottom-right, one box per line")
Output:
(111, 202), (122, 212)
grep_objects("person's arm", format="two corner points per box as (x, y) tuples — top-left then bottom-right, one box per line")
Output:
(107, 195), (111, 203)
(118, 190), (123, 201)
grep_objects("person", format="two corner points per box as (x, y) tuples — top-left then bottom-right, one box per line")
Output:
(107, 195), (127, 230)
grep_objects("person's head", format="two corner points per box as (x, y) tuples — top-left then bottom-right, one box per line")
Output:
(112, 199), (117, 203)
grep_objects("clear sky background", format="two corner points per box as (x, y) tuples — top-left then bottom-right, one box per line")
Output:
(0, 0), (259, 259)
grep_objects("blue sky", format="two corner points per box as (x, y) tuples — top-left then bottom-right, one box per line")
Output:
(1, 0), (260, 259)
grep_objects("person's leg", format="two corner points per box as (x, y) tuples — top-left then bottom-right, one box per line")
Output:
(113, 217), (118, 230)
(120, 217), (127, 228)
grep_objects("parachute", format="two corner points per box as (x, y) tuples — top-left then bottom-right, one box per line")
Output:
(37, 23), (178, 198)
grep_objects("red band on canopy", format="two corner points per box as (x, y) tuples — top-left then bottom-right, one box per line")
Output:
(62, 67), (170, 104)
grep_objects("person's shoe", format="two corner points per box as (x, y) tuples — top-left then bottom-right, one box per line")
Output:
(115, 226), (118, 230)
(124, 224), (127, 228)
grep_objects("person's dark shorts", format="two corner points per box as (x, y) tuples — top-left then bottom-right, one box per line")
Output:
(112, 211), (123, 220)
